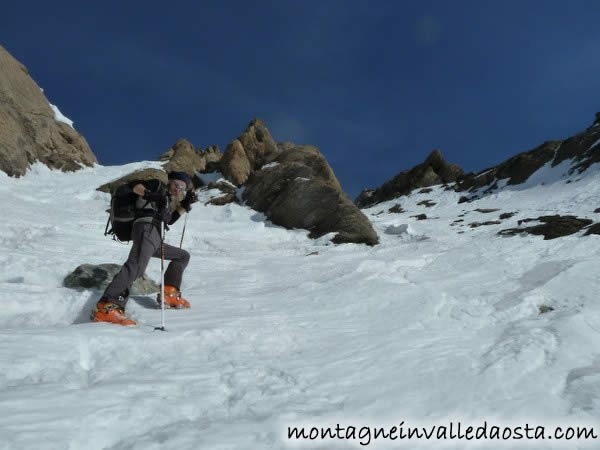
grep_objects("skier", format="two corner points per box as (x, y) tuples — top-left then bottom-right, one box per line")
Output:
(92, 171), (198, 326)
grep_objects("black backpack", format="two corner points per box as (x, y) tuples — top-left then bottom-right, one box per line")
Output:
(104, 180), (169, 242)
(104, 183), (140, 242)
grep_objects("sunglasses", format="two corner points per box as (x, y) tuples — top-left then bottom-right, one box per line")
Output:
(172, 180), (187, 191)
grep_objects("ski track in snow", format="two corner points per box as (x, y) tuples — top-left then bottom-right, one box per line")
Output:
(0, 162), (599, 449)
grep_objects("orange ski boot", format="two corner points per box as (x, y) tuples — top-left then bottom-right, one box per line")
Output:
(157, 285), (191, 309)
(91, 300), (137, 326)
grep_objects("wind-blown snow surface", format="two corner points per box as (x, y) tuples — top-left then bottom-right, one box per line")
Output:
(0, 161), (600, 449)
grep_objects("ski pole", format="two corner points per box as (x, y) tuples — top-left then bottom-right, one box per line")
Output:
(179, 213), (188, 248)
(155, 220), (166, 331)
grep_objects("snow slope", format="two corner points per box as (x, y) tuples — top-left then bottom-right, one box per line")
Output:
(0, 160), (599, 449)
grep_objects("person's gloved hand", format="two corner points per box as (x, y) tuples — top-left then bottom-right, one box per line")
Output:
(180, 190), (198, 212)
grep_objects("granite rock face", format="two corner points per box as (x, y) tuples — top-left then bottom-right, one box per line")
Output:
(0, 45), (97, 177)
(161, 138), (207, 176)
(221, 119), (280, 186)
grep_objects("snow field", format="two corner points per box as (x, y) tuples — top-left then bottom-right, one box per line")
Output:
(0, 160), (599, 449)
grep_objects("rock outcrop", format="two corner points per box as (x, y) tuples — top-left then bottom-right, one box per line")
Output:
(202, 145), (222, 164)
(355, 150), (463, 208)
(243, 145), (379, 245)
(0, 44), (97, 176)
(100, 139), (223, 192)
(455, 141), (560, 193)
(160, 138), (207, 175)
(357, 113), (600, 208)
(96, 119), (378, 246)
(456, 114), (600, 194)
(221, 119), (280, 186)
(220, 139), (252, 186)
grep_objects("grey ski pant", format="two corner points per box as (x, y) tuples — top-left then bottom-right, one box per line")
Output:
(102, 221), (190, 308)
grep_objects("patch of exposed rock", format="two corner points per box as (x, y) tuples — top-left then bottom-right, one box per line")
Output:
(0, 45), (97, 176)
(355, 150), (463, 208)
(458, 196), (476, 204)
(498, 215), (593, 240)
(388, 204), (405, 214)
(469, 221), (501, 228)
(474, 208), (500, 214)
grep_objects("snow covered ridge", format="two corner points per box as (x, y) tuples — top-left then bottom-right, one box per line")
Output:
(357, 113), (600, 209)
(363, 160), (600, 242)
(1, 161), (600, 449)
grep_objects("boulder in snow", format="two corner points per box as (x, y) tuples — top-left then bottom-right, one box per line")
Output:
(63, 264), (159, 294)
(243, 145), (379, 246)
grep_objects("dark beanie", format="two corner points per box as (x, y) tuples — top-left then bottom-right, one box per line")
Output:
(168, 171), (191, 187)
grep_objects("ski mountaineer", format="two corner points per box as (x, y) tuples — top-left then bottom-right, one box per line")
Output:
(91, 171), (198, 326)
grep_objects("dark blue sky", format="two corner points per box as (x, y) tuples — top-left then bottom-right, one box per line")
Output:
(2, 1), (599, 197)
